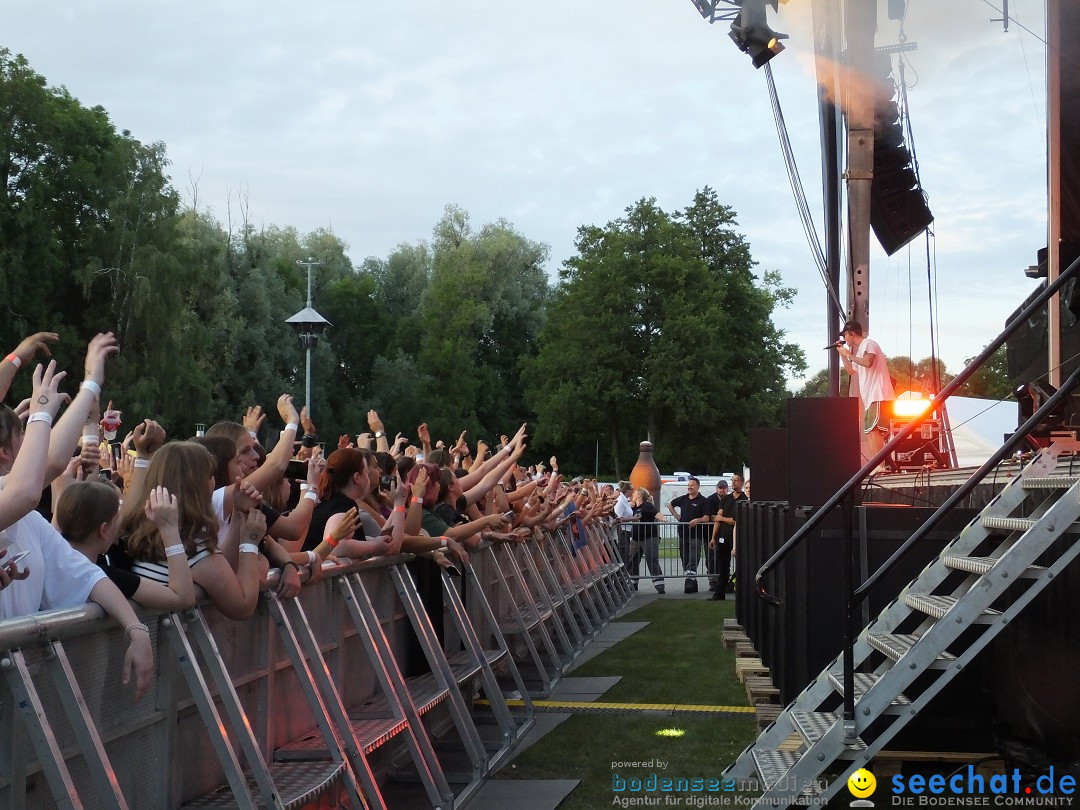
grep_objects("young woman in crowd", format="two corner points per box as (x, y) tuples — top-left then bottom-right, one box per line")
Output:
(120, 441), (266, 621)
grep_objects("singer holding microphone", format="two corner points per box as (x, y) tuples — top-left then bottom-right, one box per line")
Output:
(832, 320), (895, 465)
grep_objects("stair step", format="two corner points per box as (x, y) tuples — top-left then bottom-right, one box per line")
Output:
(867, 633), (956, 662)
(791, 711), (867, 750)
(981, 516), (1036, 532)
(181, 761), (346, 808)
(904, 593), (1002, 620)
(751, 748), (797, 790)
(828, 671), (911, 705)
(942, 555), (1000, 574)
(1021, 475), (1080, 489)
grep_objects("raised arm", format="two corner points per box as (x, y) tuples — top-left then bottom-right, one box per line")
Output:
(0, 331), (58, 403)
(245, 395), (299, 493)
(46, 333), (118, 483)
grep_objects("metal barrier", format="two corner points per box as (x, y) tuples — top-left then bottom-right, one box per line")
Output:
(0, 525), (632, 809)
(614, 520), (734, 589)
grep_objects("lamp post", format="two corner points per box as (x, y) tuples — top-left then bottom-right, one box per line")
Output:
(286, 258), (331, 418)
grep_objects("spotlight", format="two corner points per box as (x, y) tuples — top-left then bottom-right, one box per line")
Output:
(729, 0), (789, 69)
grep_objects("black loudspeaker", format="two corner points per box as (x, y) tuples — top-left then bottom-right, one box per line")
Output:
(871, 60), (934, 256)
(750, 429), (788, 501)
(787, 397), (861, 506)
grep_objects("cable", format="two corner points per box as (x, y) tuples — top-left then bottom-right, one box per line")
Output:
(763, 63), (845, 316)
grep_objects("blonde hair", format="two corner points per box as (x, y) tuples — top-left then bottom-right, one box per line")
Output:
(121, 441), (220, 562)
(635, 487), (653, 504)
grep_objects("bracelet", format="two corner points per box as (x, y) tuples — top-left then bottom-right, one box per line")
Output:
(124, 622), (150, 640)
(5, 353), (22, 369)
(394, 505), (406, 513)
(302, 433), (318, 448)
(247, 429), (258, 439)
(303, 489), (319, 503)
(26, 412), (53, 426)
(164, 543), (186, 557)
(412, 496), (422, 504)
(307, 550), (319, 567)
(323, 534), (339, 549)
(284, 422), (298, 433)
(280, 560), (300, 574)
(439, 536), (449, 550)
(80, 379), (102, 397)
(374, 430), (384, 438)
(133, 458), (151, 469)
(239, 543), (259, 554)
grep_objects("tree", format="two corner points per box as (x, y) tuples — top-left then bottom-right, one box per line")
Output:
(524, 190), (805, 477)
(956, 345), (1013, 399)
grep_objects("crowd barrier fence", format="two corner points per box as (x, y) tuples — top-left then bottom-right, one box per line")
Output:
(0, 522), (631, 809)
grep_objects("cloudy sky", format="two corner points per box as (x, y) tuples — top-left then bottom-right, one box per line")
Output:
(6, 0), (1048, 385)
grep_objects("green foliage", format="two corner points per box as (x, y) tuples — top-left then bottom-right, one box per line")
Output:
(523, 189), (805, 477)
(956, 345), (1013, 399)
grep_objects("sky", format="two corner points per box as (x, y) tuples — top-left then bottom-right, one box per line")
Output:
(5, 0), (1050, 387)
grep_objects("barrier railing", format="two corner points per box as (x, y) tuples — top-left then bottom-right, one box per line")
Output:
(613, 520), (734, 588)
(0, 523), (632, 809)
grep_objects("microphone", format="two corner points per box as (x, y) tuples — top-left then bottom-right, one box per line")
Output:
(824, 342), (842, 350)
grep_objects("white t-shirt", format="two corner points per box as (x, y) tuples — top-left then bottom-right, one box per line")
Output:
(211, 486), (230, 543)
(614, 493), (633, 532)
(0, 480), (106, 619)
(854, 337), (895, 409)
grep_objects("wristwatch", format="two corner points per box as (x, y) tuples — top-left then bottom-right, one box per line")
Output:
(374, 431), (384, 438)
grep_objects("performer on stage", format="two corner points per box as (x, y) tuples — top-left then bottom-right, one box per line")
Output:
(834, 319), (894, 463)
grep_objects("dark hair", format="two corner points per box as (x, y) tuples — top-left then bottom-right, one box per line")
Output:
(193, 435), (238, 489)
(688, 476), (700, 485)
(317, 448), (369, 501)
(0, 405), (21, 455)
(397, 456), (416, 481)
(374, 452), (397, 476)
(426, 448), (451, 468)
(55, 481), (120, 545)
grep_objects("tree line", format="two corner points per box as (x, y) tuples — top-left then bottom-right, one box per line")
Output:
(1, 49), (807, 477)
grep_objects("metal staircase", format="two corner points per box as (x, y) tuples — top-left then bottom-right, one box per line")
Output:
(727, 442), (1080, 803)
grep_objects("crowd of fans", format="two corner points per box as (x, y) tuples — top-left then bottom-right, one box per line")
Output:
(0, 329), (658, 703)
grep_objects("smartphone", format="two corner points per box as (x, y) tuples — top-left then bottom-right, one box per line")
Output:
(99, 469), (113, 481)
(380, 474), (395, 490)
(5, 549), (30, 568)
(285, 459), (308, 480)
(502, 511), (515, 522)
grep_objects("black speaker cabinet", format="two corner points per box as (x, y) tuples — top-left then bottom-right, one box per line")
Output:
(750, 428), (788, 501)
(787, 397), (860, 507)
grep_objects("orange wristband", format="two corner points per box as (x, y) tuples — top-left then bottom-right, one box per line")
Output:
(394, 505), (406, 513)
(324, 534), (339, 549)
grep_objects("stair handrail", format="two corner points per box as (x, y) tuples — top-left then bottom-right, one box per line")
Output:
(755, 252), (1080, 603)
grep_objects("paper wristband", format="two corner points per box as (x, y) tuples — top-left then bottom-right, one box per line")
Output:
(165, 544), (186, 557)
(239, 543), (259, 554)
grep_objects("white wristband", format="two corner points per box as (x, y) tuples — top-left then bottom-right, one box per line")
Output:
(304, 489), (319, 503)
(300, 482), (310, 492)
(7, 354), (22, 369)
(82, 433), (98, 445)
(165, 544), (186, 557)
(133, 458), (151, 469)
(239, 543), (259, 554)
(307, 550), (319, 567)
(285, 422), (298, 433)
(80, 379), (102, 396)
(26, 412), (53, 426)
(247, 430), (258, 440)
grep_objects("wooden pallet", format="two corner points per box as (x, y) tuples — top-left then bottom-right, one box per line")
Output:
(722, 631), (750, 649)
(735, 658), (769, 683)
(755, 704), (781, 730)
(735, 642), (757, 658)
(723, 619), (743, 632)
(745, 675), (780, 705)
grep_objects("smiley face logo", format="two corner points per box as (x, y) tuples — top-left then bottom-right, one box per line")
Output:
(848, 768), (877, 799)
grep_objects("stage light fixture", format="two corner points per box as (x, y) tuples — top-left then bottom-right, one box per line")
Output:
(892, 392), (931, 421)
(728, 0), (789, 69)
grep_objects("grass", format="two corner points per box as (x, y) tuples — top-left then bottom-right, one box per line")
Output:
(501, 597), (759, 809)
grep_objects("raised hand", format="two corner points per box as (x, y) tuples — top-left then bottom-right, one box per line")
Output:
(144, 486), (179, 530)
(328, 507), (360, 546)
(233, 477), (263, 514)
(29, 360), (67, 421)
(83, 333), (119, 387)
(417, 423), (431, 445)
(132, 419), (166, 456)
(277, 394), (299, 426)
(12, 331), (59, 365)
(300, 405), (316, 436)
(338, 433), (351, 450)
(243, 405), (266, 434)
(367, 409), (384, 434)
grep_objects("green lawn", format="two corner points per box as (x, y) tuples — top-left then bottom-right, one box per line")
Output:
(502, 598), (759, 809)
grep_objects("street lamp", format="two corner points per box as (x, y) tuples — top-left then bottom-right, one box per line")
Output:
(286, 258), (331, 418)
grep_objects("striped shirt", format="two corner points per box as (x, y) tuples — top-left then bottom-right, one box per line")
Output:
(131, 542), (214, 584)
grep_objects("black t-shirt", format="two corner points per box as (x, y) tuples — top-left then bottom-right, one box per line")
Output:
(97, 555), (141, 599)
(671, 492), (712, 537)
(632, 502), (659, 542)
(303, 492), (365, 552)
(433, 501), (466, 528)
